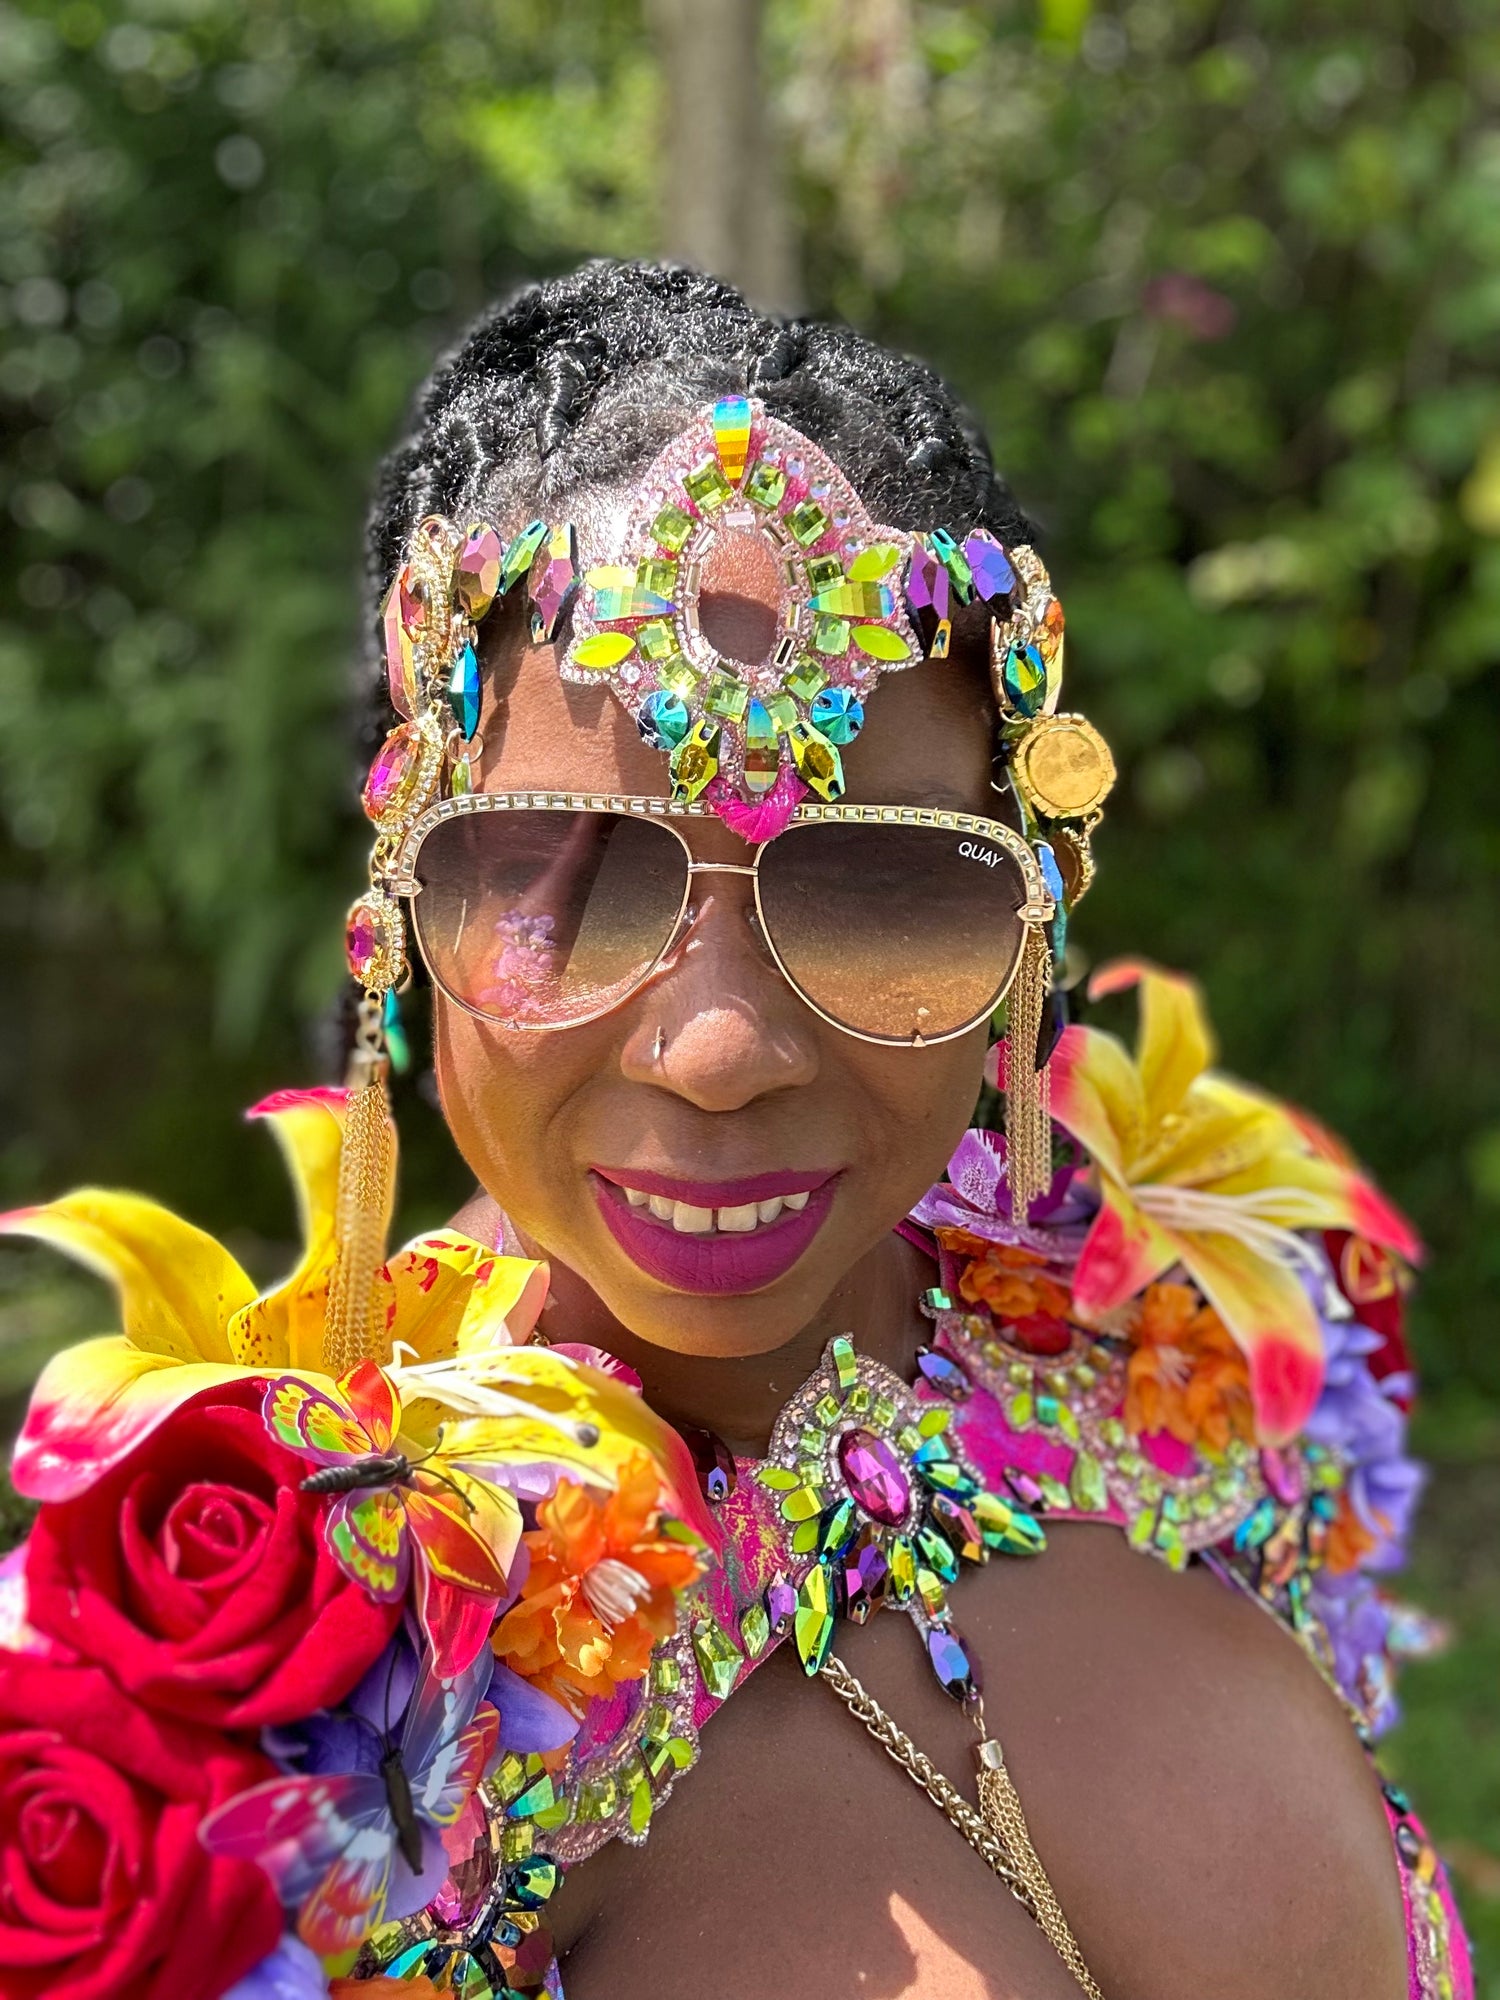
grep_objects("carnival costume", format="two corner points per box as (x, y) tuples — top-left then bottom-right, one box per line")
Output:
(0, 397), (1472, 2000)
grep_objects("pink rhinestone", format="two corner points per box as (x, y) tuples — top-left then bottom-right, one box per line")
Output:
(837, 1427), (911, 1527)
(346, 905), (380, 981)
(379, 575), (419, 719)
(455, 524), (502, 619)
(361, 723), (420, 823)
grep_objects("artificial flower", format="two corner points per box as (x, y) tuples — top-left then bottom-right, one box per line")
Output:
(0, 1088), (549, 1504)
(493, 1452), (704, 1716)
(1123, 1281), (1255, 1457)
(1305, 1303), (1424, 1572)
(1308, 1569), (1398, 1735)
(23, 1381), (399, 1729)
(222, 1938), (328, 2000)
(909, 1126), (1094, 1258)
(1033, 959), (1422, 1441)
(0, 1653), (282, 2000)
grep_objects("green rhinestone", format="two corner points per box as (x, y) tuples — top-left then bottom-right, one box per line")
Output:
(764, 692), (798, 732)
(798, 1424), (827, 1456)
(973, 1489), (1045, 1555)
(658, 657), (700, 698)
(627, 1763), (653, 1835)
(683, 459), (732, 511)
(820, 1498), (858, 1554)
(740, 1601), (771, 1658)
(814, 1392), (842, 1426)
(1008, 1390), (1035, 1429)
(897, 1424), (922, 1453)
(757, 1465), (801, 1490)
(871, 1394), (897, 1429)
(1127, 1507), (1158, 1551)
(650, 1655), (682, 1692)
(849, 541), (901, 581)
(811, 614), (850, 656)
(811, 581), (892, 619)
(785, 656), (829, 702)
(830, 1334), (858, 1390)
(915, 1525), (959, 1584)
(493, 1753), (527, 1802)
(639, 1701), (673, 1748)
(1036, 1393), (1060, 1427)
(847, 1385), (872, 1414)
(806, 554), (844, 590)
(638, 557), (679, 598)
(779, 1485), (823, 1522)
(744, 459), (788, 509)
(1117, 1449), (1144, 1477)
(917, 1406), (950, 1438)
(922, 1287), (954, 1313)
(510, 1853), (561, 1910)
(703, 672), (749, 721)
(1055, 1402), (1081, 1444)
(1038, 1473), (1072, 1511)
(637, 618), (681, 662)
(790, 1516), (822, 1554)
(793, 1561), (835, 1673)
(1192, 1489), (1218, 1519)
(692, 1613), (744, 1701)
(507, 1772), (556, 1819)
(652, 503), (696, 552)
(888, 1536), (916, 1601)
(500, 518), (549, 593)
(785, 498), (829, 546)
(916, 1566), (947, 1615)
(1069, 1451), (1108, 1513)
(795, 1459), (826, 1489)
(501, 1818), (536, 1860)
(670, 719), (720, 802)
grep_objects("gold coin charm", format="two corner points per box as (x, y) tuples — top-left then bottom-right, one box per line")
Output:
(1011, 714), (1116, 820)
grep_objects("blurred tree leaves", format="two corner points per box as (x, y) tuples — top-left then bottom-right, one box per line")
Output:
(2, 0), (1498, 1407)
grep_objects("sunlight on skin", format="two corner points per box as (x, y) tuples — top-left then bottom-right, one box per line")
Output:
(883, 1892), (1012, 2000)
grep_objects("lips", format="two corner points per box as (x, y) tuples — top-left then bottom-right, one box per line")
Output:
(590, 1168), (839, 1295)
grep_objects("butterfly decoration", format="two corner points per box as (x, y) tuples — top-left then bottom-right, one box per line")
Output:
(201, 1638), (498, 1957)
(263, 1359), (522, 1675)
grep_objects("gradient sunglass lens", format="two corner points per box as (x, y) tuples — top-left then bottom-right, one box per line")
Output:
(411, 809), (688, 1026)
(755, 820), (1028, 1041)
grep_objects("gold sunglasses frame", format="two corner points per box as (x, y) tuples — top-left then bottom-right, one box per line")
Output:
(385, 793), (1054, 1048)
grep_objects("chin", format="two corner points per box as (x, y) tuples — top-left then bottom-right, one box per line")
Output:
(594, 1271), (839, 1360)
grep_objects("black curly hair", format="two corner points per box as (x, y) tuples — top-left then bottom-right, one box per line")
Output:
(363, 258), (1034, 745)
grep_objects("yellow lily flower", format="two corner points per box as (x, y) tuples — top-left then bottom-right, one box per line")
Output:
(1047, 961), (1421, 1442)
(1, 1089), (709, 1542)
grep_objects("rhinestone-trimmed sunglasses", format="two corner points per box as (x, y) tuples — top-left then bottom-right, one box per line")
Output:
(386, 794), (1053, 1047)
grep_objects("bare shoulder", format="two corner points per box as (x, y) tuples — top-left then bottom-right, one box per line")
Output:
(550, 1523), (1409, 2000)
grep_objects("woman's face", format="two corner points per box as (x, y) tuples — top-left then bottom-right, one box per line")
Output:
(431, 587), (1001, 1361)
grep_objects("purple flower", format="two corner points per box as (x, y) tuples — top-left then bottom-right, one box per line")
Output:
(1307, 1306), (1425, 1570)
(1310, 1569), (1397, 1736)
(222, 1937), (326, 2000)
(909, 1127), (1093, 1260)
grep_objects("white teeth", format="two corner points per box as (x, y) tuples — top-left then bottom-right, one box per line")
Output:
(670, 1202), (715, 1234)
(619, 1185), (818, 1233)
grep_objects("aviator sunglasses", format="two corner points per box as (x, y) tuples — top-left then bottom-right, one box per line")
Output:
(386, 793), (1052, 1047)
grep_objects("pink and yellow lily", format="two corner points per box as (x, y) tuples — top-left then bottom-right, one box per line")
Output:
(1043, 962), (1421, 1442)
(1, 1089), (709, 1547)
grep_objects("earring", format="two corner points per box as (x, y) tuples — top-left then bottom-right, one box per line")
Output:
(651, 1025), (668, 1063)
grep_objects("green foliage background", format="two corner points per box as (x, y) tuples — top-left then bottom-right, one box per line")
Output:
(1, 0), (1497, 1970)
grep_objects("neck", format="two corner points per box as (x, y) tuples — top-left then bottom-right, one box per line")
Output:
(449, 1193), (933, 1456)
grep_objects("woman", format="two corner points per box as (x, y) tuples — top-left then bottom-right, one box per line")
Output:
(0, 261), (1469, 2000)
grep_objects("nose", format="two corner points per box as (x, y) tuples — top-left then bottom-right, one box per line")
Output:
(619, 876), (821, 1112)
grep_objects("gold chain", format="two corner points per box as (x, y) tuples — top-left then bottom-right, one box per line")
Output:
(1005, 923), (1053, 1222)
(323, 995), (396, 1377)
(819, 1654), (1105, 2000)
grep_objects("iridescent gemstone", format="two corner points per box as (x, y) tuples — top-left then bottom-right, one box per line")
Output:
(637, 689), (691, 751)
(379, 572), (420, 718)
(455, 523), (503, 618)
(1035, 839), (1065, 905)
(362, 721), (422, 822)
(819, 1498), (858, 1555)
(930, 1492), (986, 1564)
(916, 1524), (960, 1583)
(447, 639), (481, 740)
(766, 1575), (797, 1634)
(637, 557), (679, 599)
(528, 522), (579, 641)
(744, 698), (780, 795)
(904, 541), (952, 660)
(887, 1535), (916, 1601)
(636, 619), (680, 663)
(683, 459), (732, 511)
(850, 542), (901, 582)
(681, 1423), (736, 1502)
(744, 460), (788, 509)
(670, 719), (720, 802)
(509, 1854), (560, 1910)
(785, 657), (829, 702)
(346, 903), (381, 983)
(692, 1614), (743, 1701)
(915, 1347), (971, 1400)
(739, 1601), (770, 1657)
(793, 1560), (835, 1674)
(712, 394), (753, 483)
(809, 686), (864, 744)
(1000, 641), (1048, 718)
(764, 692), (797, 732)
(973, 1489), (1046, 1556)
(929, 527), (975, 604)
(500, 518), (548, 595)
(572, 631), (636, 672)
(841, 1530), (888, 1625)
(805, 554), (843, 590)
(1068, 1452), (1108, 1513)
(830, 1335), (858, 1391)
(963, 528), (1019, 616)
(588, 565), (675, 622)
(810, 581), (893, 619)
(926, 1626), (976, 1702)
(787, 721), (844, 801)
(398, 565), (428, 636)
(837, 1427), (911, 1526)
(784, 498), (829, 546)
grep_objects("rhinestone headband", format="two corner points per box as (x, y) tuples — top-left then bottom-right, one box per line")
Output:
(353, 395), (1115, 991)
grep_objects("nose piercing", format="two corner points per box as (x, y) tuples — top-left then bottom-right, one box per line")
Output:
(651, 1025), (667, 1063)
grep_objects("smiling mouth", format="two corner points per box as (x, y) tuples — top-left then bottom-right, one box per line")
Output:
(589, 1168), (840, 1294)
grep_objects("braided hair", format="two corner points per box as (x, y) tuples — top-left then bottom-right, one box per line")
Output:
(364, 258), (1034, 742)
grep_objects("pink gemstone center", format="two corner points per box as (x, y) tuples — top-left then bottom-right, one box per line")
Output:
(837, 1427), (910, 1527)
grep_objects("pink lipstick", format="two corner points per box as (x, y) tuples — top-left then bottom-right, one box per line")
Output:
(589, 1167), (839, 1294)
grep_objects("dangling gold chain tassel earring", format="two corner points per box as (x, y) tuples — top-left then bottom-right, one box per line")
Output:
(323, 989), (398, 1376)
(1004, 923), (1053, 1224)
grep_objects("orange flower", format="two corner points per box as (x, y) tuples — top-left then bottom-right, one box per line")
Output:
(332, 1982), (443, 2000)
(938, 1229), (1076, 1324)
(1125, 1281), (1255, 1456)
(492, 1451), (702, 1716)
(1323, 1491), (1381, 1575)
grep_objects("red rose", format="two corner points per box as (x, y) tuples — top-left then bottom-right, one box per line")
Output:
(0, 1652), (282, 2000)
(24, 1383), (400, 1728)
